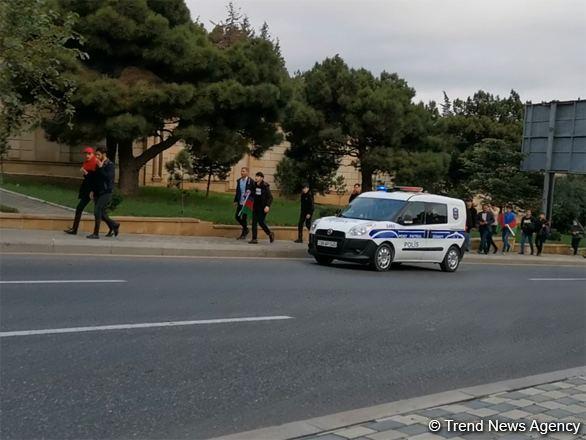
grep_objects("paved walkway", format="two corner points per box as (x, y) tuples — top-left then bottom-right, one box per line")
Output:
(300, 376), (586, 440)
(212, 368), (586, 440)
(0, 188), (81, 216)
(1, 228), (585, 264)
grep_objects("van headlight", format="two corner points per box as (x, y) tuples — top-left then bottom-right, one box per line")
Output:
(348, 224), (374, 237)
(310, 221), (319, 233)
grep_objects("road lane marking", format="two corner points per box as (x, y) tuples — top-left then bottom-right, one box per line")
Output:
(529, 278), (586, 281)
(0, 280), (127, 284)
(0, 316), (294, 338)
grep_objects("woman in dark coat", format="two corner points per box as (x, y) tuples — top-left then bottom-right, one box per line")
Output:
(64, 147), (97, 235)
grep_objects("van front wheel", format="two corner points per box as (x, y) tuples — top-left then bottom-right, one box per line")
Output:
(440, 246), (461, 272)
(370, 243), (393, 271)
(314, 255), (333, 266)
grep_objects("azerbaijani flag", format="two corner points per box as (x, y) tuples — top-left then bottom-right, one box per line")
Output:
(239, 190), (253, 218)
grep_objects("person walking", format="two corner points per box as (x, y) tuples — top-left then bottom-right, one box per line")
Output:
(518, 210), (536, 255)
(349, 183), (361, 203)
(86, 146), (119, 239)
(464, 199), (477, 252)
(534, 213), (550, 256)
(476, 204), (495, 254)
(500, 205), (516, 253)
(570, 220), (584, 256)
(64, 146), (97, 235)
(488, 205), (499, 254)
(233, 167), (254, 240)
(294, 183), (314, 243)
(249, 172), (274, 244)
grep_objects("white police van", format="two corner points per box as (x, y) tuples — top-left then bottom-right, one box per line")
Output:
(308, 188), (466, 272)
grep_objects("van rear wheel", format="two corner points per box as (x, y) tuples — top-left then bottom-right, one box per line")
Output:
(370, 243), (394, 271)
(440, 245), (461, 272)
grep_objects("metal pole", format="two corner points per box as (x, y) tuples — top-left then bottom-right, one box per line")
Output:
(542, 103), (557, 217)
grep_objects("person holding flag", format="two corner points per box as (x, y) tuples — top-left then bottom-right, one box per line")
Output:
(233, 167), (254, 240)
(249, 171), (275, 244)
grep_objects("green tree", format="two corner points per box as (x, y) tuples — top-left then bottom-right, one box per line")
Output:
(0, 0), (85, 155)
(281, 56), (416, 191)
(551, 175), (586, 232)
(459, 138), (541, 207)
(42, 0), (289, 195)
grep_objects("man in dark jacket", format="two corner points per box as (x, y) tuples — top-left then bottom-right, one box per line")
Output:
(518, 210), (536, 255)
(249, 172), (274, 244)
(65, 147), (97, 235)
(464, 199), (477, 252)
(87, 146), (119, 239)
(349, 183), (361, 203)
(233, 167), (254, 240)
(476, 204), (495, 254)
(294, 183), (314, 243)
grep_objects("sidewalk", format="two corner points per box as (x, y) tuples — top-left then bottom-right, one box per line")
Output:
(0, 187), (88, 216)
(210, 366), (586, 440)
(1, 228), (585, 265)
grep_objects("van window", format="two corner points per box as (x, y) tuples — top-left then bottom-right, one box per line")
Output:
(398, 202), (426, 225)
(425, 203), (448, 224)
(340, 198), (406, 221)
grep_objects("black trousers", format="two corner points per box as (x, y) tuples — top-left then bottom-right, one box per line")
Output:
(235, 205), (248, 235)
(251, 209), (271, 240)
(93, 193), (118, 235)
(71, 195), (91, 231)
(297, 211), (312, 237)
(535, 234), (547, 255)
(571, 237), (581, 255)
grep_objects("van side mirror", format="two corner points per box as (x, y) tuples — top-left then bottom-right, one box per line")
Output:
(335, 209), (342, 216)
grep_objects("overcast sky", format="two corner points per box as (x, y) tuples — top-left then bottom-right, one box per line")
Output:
(186, 0), (585, 104)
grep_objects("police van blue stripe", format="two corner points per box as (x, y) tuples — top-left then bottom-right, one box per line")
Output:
(369, 229), (465, 240)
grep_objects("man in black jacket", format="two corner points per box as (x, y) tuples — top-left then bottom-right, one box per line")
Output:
(249, 172), (274, 244)
(476, 204), (495, 254)
(294, 183), (314, 243)
(464, 199), (477, 252)
(87, 146), (119, 239)
(518, 210), (536, 255)
(233, 167), (254, 240)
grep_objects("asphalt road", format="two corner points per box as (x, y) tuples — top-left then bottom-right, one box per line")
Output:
(1, 254), (584, 439)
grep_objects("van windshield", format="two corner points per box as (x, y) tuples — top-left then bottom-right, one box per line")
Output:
(340, 197), (407, 221)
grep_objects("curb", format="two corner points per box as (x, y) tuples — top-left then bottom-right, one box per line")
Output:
(1, 241), (584, 265)
(0, 241), (310, 259)
(0, 187), (78, 213)
(207, 366), (586, 440)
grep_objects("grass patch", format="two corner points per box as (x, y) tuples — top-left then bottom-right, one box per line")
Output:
(0, 175), (339, 226)
(0, 204), (18, 213)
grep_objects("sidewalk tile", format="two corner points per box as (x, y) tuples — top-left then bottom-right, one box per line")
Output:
(537, 401), (567, 410)
(464, 408), (499, 417)
(574, 393), (586, 401)
(438, 404), (474, 413)
(499, 409), (530, 419)
(536, 383), (565, 391)
(543, 409), (573, 418)
(479, 397), (508, 405)
(407, 434), (445, 440)
(517, 388), (544, 396)
(541, 390), (570, 399)
(563, 404), (586, 414)
(418, 408), (452, 418)
(365, 420), (406, 432)
(462, 400), (492, 410)
(556, 397), (581, 405)
(333, 427), (378, 439)
(508, 399), (535, 408)
(486, 403), (517, 412)
(395, 423), (429, 436)
(365, 429), (406, 440)
(525, 394), (550, 403)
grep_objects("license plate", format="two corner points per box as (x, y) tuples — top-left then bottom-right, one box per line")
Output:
(317, 239), (337, 248)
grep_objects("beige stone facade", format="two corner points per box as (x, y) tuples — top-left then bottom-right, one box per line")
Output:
(3, 129), (362, 202)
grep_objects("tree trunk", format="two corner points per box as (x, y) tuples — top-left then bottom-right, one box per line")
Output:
(117, 139), (140, 196)
(106, 137), (118, 163)
(206, 165), (212, 197)
(361, 165), (374, 192)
